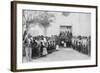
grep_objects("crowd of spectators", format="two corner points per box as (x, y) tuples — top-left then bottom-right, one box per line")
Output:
(22, 31), (91, 62)
(72, 36), (91, 56)
(23, 34), (59, 62)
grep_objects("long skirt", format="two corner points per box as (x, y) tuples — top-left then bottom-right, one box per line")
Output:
(42, 47), (48, 56)
(32, 48), (39, 58)
(25, 47), (32, 61)
(56, 45), (59, 51)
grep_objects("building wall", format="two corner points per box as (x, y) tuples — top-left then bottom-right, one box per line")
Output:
(23, 11), (91, 37)
(47, 12), (91, 36)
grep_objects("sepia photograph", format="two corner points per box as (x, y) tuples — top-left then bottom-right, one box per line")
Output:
(11, 1), (97, 72)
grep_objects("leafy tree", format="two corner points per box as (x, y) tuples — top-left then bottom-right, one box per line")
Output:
(22, 10), (55, 36)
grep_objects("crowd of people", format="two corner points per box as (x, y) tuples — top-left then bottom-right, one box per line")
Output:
(59, 31), (72, 48)
(23, 34), (59, 62)
(22, 31), (91, 62)
(72, 36), (91, 56)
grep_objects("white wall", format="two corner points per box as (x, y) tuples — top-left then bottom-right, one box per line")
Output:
(71, 13), (91, 36)
(0, 0), (99, 73)
(49, 12), (91, 36)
